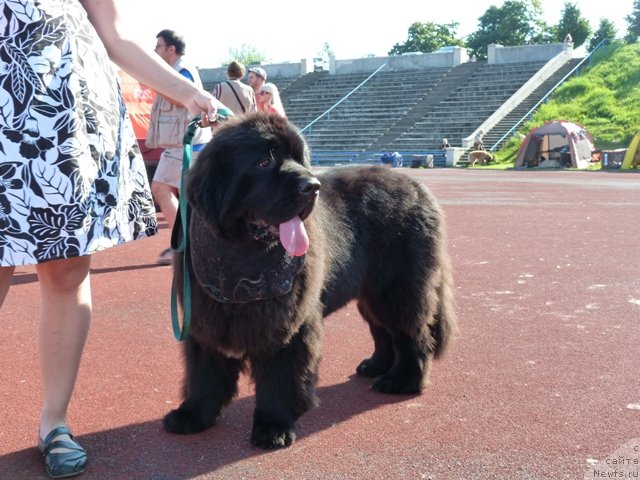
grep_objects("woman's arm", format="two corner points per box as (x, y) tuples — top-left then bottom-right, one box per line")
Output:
(80, 0), (222, 117)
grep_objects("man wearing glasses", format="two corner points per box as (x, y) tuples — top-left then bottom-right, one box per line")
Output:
(146, 29), (212, 265)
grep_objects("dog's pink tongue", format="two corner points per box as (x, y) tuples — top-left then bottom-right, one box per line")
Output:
(279, 216), (309, 256)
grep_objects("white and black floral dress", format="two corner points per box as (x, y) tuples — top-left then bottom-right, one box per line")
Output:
(0, 0), (157, 267)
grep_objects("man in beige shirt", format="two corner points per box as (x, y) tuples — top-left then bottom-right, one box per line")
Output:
(212, 61), (256, 115)
(147, 29), (212, 265)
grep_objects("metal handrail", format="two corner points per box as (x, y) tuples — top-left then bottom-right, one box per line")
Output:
(300, 63), (387, 133)
(489, 38), (610, 152)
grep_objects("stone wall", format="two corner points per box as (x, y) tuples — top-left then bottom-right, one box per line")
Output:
(487, 42), (570, 64)
(199, 43), (570, 86)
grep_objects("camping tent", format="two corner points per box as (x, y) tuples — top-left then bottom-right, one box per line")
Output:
(621, 131), (640, 170)
(514, 120), (595, 169)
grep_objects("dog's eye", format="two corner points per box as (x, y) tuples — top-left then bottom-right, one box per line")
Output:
(257, 158), (274, 168)
(258, 148), (278, 169)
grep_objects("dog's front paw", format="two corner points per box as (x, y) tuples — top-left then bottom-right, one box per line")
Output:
(163, 406), (212, 434)
(251, 424), (296, 449)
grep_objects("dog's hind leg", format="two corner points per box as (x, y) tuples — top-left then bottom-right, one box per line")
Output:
(372, 328), (432, 394)
(356, 296), (435, 395)
(250, 321), (322, 449)
(163, 336), (242, 434)
(355, 301), (395, 377)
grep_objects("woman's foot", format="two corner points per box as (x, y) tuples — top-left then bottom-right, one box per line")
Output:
(37, 426), (87, 479)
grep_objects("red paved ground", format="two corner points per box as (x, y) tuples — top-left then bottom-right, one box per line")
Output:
(1, 169), (639, 480)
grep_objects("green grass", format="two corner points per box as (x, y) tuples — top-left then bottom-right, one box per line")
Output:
(491, 42), (640, 167)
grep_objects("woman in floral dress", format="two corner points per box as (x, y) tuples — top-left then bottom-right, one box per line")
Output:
(0, 0), (224, 477)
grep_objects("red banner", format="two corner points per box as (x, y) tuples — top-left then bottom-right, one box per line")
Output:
(117, 70), (156, 140)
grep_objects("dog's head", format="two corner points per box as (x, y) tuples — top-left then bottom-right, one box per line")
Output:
(186, 112), (320, 256)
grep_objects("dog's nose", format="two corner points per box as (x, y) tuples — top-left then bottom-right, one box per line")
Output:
(298, 177), (321, 196)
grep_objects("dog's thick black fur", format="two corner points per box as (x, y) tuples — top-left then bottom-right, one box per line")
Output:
(163, 112), (456, 449)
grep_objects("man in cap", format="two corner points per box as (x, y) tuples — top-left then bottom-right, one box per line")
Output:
(247, 66), (267, 95)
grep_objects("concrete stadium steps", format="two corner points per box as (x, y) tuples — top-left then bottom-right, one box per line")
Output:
(452, 57), (583, 166)
(480, 58), (584, 150)
(296, 60), (547, 153)
(367, 62), (482, 152)
(283, 69), (450, 135)
(383, 61), (547, 151)
(284, 68), (451, 152)
(205, 56), (578, 166)
(282, 72), (374, 126)
(270, 75), (299, 92)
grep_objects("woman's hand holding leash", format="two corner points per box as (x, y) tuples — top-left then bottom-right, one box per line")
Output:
(185, 90), (232, 126)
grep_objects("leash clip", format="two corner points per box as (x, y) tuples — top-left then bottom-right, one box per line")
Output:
(198, 107), (234, 127)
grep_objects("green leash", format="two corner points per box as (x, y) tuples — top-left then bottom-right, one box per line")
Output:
(170, 109), (232, 341)
(169, 118), (198, 341)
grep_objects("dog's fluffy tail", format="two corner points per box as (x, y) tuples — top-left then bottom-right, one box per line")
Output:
(431, 255), (457, 359)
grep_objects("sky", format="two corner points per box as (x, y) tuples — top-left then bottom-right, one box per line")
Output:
(121, 0), (634, 68)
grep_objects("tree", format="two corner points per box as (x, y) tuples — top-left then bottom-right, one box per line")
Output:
(555, 2), (591, 47)
(624, 0), (640, 42)
(318, 42), (334, 58)
(224, 43), (268, 67)
(588, 18), (618, 51)
(529, 17), (557, 45)
(388, 21), (463, 56)
(465, 0), (546, 61)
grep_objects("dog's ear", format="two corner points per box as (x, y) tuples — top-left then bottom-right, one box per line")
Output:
(185, 144), (236, 238)
(276, 117), (312, 167)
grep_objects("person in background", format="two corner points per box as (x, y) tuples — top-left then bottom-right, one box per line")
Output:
(146, 29), (212, 265)
(391, 151), (403, 168)
(441, 138), (450, 149)
(247, 66), (267, 95)
(380, 151), (402, 168)
(473, 129), (485, 150)
(256, 82), (287, 117)
(0, 2), (225, 478)
(212, 61), (256, 115)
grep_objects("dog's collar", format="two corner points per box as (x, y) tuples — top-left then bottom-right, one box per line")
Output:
(189, 213), (305, 304)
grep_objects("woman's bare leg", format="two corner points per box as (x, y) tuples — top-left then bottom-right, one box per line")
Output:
(35, 255), (92, 440)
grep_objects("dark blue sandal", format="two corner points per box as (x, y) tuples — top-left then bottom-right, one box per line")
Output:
(37, 426), (87, 479)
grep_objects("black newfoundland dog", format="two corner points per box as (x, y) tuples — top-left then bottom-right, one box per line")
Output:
(163, 112), (456, 449)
